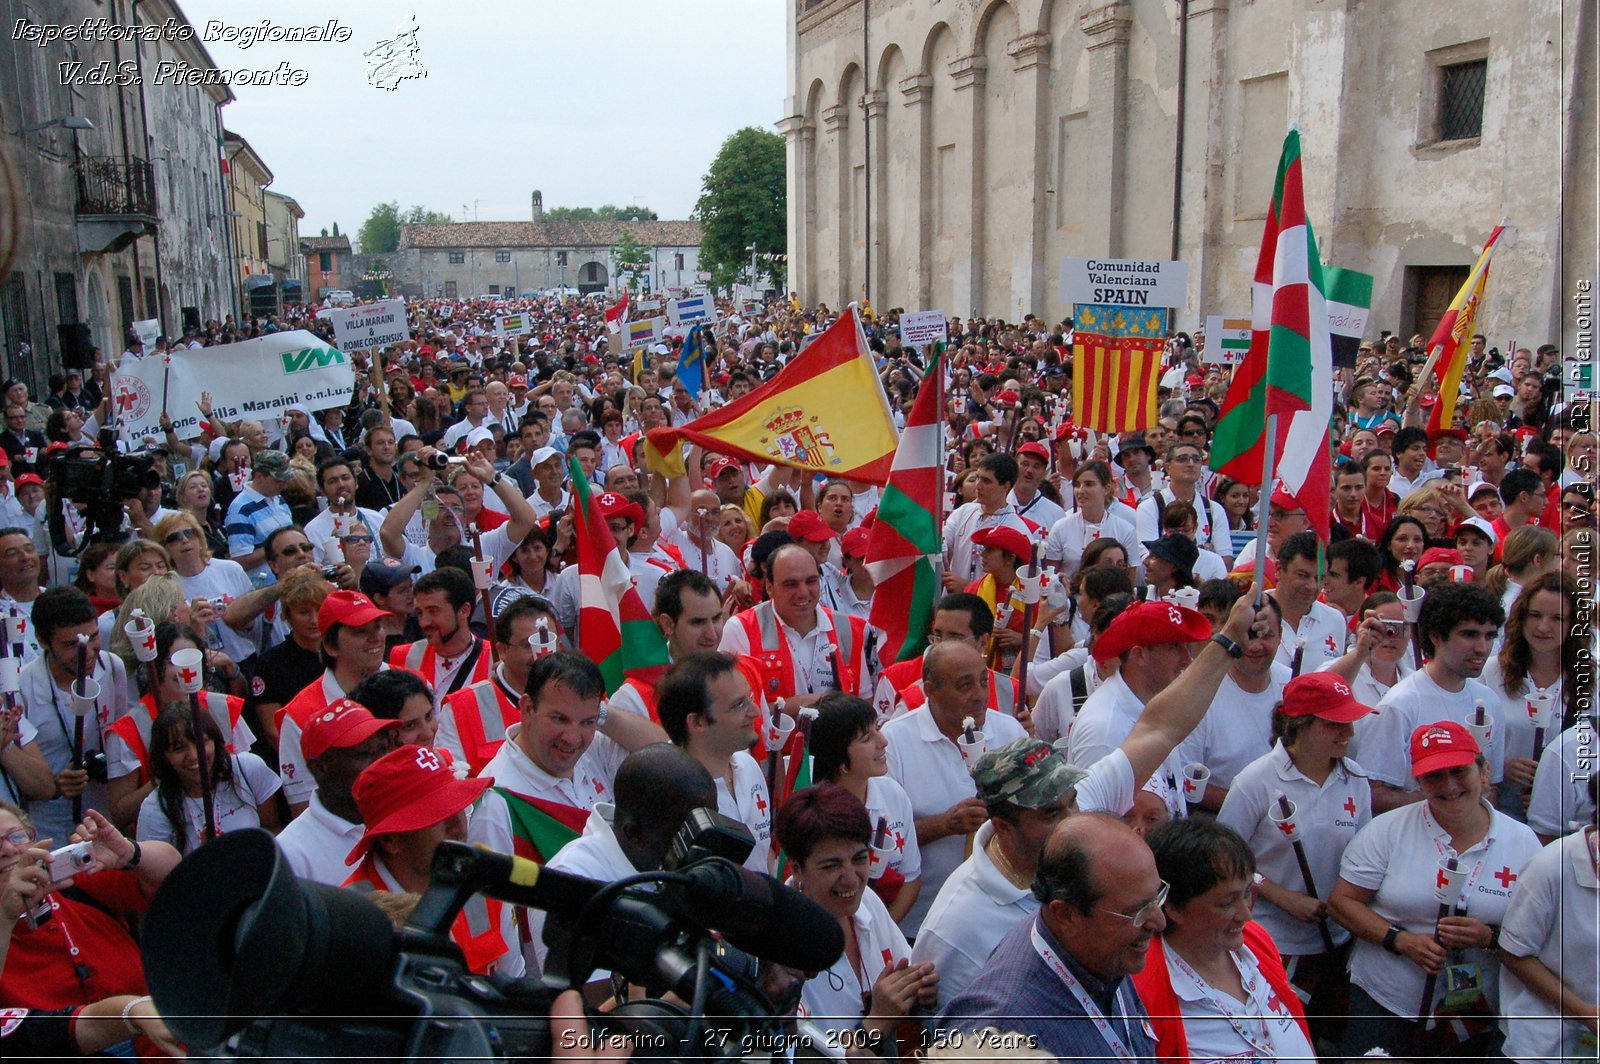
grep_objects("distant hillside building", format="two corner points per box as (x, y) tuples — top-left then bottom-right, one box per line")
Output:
(301, 235), (353, 300)
(391, 191), (703, 299)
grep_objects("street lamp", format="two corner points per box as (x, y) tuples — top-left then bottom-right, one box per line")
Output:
(15, 114), (93, 134)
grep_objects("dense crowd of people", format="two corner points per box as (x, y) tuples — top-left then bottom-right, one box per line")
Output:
(0, 290), (1592, 1061)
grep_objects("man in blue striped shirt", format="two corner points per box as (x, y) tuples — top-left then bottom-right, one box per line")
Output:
(935, 814), (1163, 1060)
(224, 448), (296, 581)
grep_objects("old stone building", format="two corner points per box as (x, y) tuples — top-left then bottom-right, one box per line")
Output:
(0, 0), (249, 387)
(390, 191), (703, 300)
(784, 0), (1595, 353)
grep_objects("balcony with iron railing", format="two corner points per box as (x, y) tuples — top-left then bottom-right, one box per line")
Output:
(73, 154), (158, 254)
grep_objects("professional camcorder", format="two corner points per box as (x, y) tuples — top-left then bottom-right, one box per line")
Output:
(45, 441), (162, 555)
(142, 814), (845, 1062)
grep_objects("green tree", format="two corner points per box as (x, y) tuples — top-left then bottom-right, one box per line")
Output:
(401, 205), (454, 225)
(358, 202), (402, 254)
(547, 204), (658, 222)
(611, 229), (653, 291)
(694, 127), (785, 290)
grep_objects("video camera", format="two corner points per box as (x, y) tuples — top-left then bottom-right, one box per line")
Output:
(45, 441), (162, 555)
(142, 816), (845, 1062)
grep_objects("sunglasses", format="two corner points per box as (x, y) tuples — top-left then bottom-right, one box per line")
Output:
(163, 528), (200, 545)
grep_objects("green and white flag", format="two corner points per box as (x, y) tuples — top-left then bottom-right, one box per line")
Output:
(1324, 267), (1374, 368)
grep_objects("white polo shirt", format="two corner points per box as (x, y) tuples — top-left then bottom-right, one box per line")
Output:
(1176, 665), (1290, 792)
(1068, 670), (1186, 820)
(863, 774), (921, 885)
(1320, 657), (1413, 725)
(1338, 799), (1541, 1018)
(1217, 742), (1371, 954)
(665, 531), (745, 596)
(1355, 669), (1506, 790)
(304, 505), (387, 565)
(1273, 598), (1349, 674)
(527, 802), (639, 978)
(717, 750), (773, 874)
(798, 886), (910, 1043)
(469, 724), (608, 858)
(1161, 939), (1317, 1063)
(943, 502), (1030, 585)
(1527, 717), (1598, 838)
(1043, 509), (1140, 579)
(1498, 829), (1600, 1062)
(1009, 488), (1065, 532)
(909, 821), (1035, 1012)
(1136, 490), (1232, 561)
(883, 706), (1027, 935)
(275, 791), (366, 886)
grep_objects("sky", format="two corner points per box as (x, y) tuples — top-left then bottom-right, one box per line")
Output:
(180, 0), (787, 240)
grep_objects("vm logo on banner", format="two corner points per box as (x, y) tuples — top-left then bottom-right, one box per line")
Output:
(280, 347), (347, 374)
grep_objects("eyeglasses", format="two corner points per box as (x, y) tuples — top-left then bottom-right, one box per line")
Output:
(343, 534), (374, 544)
(1169, 454), (1202, 464)
(2, 825), (37, 848)
(163, 528), (200, 545)
(1098, 880), (1170, 927)
(275, 543), (312, 557)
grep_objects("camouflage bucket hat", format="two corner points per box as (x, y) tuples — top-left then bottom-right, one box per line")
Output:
(971, 737), (1089, 809)
(253, 448), (295, 481)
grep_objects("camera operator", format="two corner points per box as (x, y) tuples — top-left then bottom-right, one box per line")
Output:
(19, 588), (134, 843)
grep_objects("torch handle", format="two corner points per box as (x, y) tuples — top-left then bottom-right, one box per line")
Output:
(70, 716), (85, 825)
(187, 691), (218, 842)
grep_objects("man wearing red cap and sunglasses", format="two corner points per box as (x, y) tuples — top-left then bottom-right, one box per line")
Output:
(343, 743), (520, 977)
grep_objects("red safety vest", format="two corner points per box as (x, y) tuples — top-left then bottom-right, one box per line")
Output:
(108, 692), (247, 784)
(734, 602), (863, 701)
(442, 678), (519, 777)
(389, 639), (494, 695)
(277, 670), (342, 735)
(344, 857), (511, 974)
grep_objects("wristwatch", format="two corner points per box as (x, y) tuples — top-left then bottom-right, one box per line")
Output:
(1383, 924), (1403, 953)
(1209, 633), (1244, 659)
(489, 472), (504, 487)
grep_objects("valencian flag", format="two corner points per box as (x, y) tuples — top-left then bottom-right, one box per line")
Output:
(1070, 305), (1165, 432)
(570, 456), (669, 695)
(1212, 129), (1334, 540)
(867, 352), (944, 664)
(643, 306), (899, 485)
(1425, 223), (1507, 435)
(491, 787), (589, 862)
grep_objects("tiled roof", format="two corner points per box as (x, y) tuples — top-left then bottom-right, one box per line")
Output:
(300, 236), (352, 252)
(400, 219), (702, 250)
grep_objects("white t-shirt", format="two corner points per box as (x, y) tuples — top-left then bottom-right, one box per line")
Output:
(1217, 742), (1370, 954)
(1043, 509), (1140, 580)
(1338, 799), (1541, 1018)
(883, 706), (1027, 935)
(1355, 669), (1505, 789)
(1136, 490), (1233, 561)
(303, 506), (387, 565)
(1068, 671), (1186, 820)
(1175, 665), (1290, 791)
(798, 886), (910, 1043)
(275, 791), (366, 886)
(1009, 488), (1065, 532)
(1479, 658), (1565, 767)
(943, 502), (1032, 585)
(665, 530), (745, 595)
(1527, 717), (1598, 837)
(1497, 829), (1600, 1062)
(135, 752), (281, 854)
(1161, 939), (1317, 1064)
(176, 559), (262, 665)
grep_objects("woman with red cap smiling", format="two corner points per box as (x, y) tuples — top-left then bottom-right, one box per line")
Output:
(1329, 721), (1540, 1058)
(1218, 671), (1375, 1048)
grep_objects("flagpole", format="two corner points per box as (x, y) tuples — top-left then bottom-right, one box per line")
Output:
(934, 343), (946, 587)
(1250, 413), (1278, 606)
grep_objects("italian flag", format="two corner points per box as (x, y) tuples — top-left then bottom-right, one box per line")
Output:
(494, 787), (589, 862)
(1211, 129), (1334, 541)
(571, 457), (669, 695)
(866, 352), (945, 664)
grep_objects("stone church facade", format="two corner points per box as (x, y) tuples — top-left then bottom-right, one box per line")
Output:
(784, 0), (1594, 352)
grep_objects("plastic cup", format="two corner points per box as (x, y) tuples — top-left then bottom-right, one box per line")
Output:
(170, 648), (205, 695)
(1167, 587), (1200, 610)
(1181, 762), (1211, 805)
(229, 469), (249, 493)
(868, 845), (894, 881)
(765, 713), (796, 752)
(1398, 585), (1426, 622)
(324, 539), (345, 565)
(470, 556), (494, 590)
(1462, 711), (1494, 751)
(957, 731), (987, 764)
(5, 614), (25, 645)
(1268, 795), (1301, 841)
(331, 513), (350, 538)
(0, 656), (20, 694)
(124, 615), (157, 663)
(1016, 565), (1043, 605)
(69, 676), (101, 717)
(1526, 692), (1554, 729)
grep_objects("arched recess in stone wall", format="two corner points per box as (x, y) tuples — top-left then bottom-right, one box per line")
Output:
(976, 0), (1021, 319)
(922, 21), (959, 315)
(875, 42), (913, 311)
(803, 78), (827, 299)
(835, 62), (863, 306)
(1043, 0), (1090, 317)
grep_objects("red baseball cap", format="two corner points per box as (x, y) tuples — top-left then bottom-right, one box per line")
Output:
(1016, 441), (1050, 462)
(841, 526), (870, 558)
(1053, 422), (1086, 443)
(318, 590), (393, 634)
(596, 491), (645, 531)
(508, 374), (528, 389)
(971, 524), (1031, 561)
(787, 509), (838, 542)
(1269, 487), (1303, 513)
(15, 473), (42, 488)
(1280, 672), (1375, 723)
(302, 697), (401, 761)
(707, 457), (743, 480)
(1409, 720), (1480, 777)
(1417, 547), (1465, 570)
(346, 744), (491, 865)
(1093, 600), (1212, 663)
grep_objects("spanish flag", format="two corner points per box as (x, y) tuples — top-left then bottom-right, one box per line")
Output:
(1071, 304), (1166, 433)
(643, 306), (899, 485)
(1424, 222), (1506, 435)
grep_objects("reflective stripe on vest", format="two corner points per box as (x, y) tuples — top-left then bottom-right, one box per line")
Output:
(447, 680), (517, 777)
(115, 692), (246, 783)
(346, 859), (509, 974)
(741, 602), (856, 700)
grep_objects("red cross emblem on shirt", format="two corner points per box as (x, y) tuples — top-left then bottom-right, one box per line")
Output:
(881, 948), (894, 967)
(894, 831), (905, 853)
(1266, 990), (1285, 1015)
(592, 778), (604, 795)
(1494, 866), (1518, 889)
(1325, 635), (1339, 655)
(1343, 797), (1358, 818)
(755, 793), (768, 816)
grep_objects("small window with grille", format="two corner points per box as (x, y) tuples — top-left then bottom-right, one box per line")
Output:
(495, 251), (511, 262)
(448, 252), (465, 264)
(1438, 60), (1486, 141)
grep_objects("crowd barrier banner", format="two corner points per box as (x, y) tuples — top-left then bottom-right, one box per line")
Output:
(110, 330), (355, 441)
